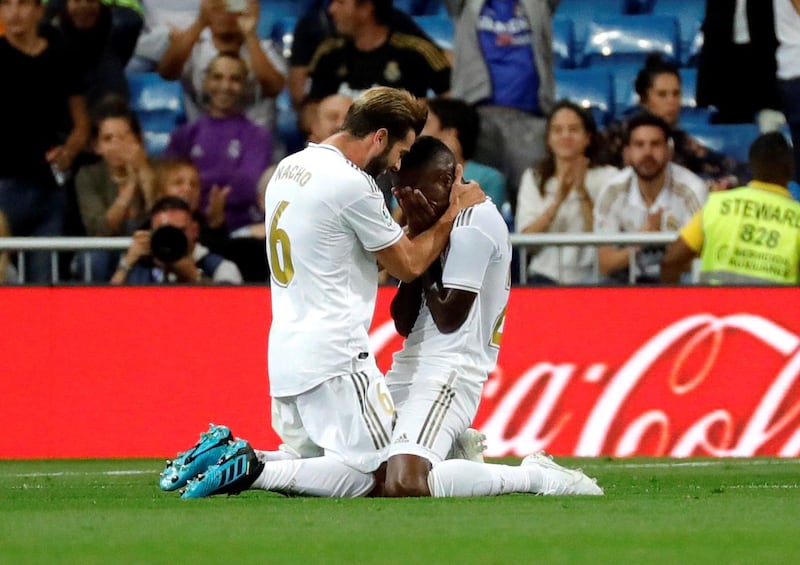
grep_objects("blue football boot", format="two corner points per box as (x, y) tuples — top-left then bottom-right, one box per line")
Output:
(180, 439), (264, 499)
(159, 424), (234, 491)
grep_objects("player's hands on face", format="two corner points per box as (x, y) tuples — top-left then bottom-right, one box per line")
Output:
(448, 164), (486, 214)
(393, 185), (437, 237)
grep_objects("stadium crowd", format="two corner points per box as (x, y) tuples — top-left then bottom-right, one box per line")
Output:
(0, 0), (798, 285)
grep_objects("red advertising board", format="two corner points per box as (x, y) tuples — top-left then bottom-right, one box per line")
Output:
(2, 287), (799, 459)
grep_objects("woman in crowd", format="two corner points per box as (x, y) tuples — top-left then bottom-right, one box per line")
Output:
(74, 96), (154, 281)
(516, 100), (618, 284)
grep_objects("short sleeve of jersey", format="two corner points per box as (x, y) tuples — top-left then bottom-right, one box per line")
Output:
(679, 209), (704, 252)
(442, 222), (496, 292)
(341, 189), (404, 252)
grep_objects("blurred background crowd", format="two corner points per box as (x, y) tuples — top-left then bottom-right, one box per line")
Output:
(0, 0), (797, 285)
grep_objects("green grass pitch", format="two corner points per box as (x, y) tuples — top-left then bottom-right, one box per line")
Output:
(2, 457), (799, 564)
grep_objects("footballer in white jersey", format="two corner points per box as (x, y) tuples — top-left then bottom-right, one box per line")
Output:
(384, 137), (512, 475)
(265, 142), (403, 397)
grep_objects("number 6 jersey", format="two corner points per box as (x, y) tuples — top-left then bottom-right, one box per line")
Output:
(264, 143), (403, 396)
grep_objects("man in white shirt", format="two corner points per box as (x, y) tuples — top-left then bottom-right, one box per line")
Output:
(595, 113), (707, 284)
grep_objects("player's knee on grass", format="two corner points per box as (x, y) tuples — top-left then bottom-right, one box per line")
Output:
(384, 454), (432, 497)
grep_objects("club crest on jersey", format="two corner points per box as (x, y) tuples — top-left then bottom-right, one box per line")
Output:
(383, 61), (401, 83)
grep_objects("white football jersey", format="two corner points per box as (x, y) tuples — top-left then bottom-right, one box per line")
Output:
(390, 201), (512, 380)
(265, 143), (403, 396)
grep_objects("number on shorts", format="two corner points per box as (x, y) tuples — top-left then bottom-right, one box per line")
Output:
(376, 380), (395, 415)
(268, 200), (294, 286)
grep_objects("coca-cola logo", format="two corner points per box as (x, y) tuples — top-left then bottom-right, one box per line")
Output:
(371, 313), (800, 457)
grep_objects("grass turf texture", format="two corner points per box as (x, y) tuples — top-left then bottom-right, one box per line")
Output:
(2, 457), (799, 564)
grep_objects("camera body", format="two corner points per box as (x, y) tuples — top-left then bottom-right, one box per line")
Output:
(150, 225), (189, 264)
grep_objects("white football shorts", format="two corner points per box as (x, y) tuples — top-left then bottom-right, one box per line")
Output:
(387, 366), (484, 464)
(271, 368), (396, 474)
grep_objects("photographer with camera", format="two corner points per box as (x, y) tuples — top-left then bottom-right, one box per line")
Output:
(110, 196), (242, 284)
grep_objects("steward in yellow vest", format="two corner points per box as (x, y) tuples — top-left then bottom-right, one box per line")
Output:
(661, 132), (800, 284)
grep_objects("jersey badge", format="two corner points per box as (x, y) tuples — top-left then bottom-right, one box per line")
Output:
(383, 61), (402, 83)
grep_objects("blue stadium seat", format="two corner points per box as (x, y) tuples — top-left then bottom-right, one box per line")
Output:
(651, 0), (705, 66)
(554, 68), (614, 126)
(607, 63), (641, 118)
(413, 15), (453, 51)
(271, 15), (298, 59)
(553, 16), (576, 69)
(556, 0), (629, 53)
(685, 26), (704, 67)
(682, 123), (760, 163)
(418, 0), (447, 16)
(257, 1), (306, 40)
(581, 15), (681, 68)
(625, 0), (656, 14)
(128, 72), (185, 156)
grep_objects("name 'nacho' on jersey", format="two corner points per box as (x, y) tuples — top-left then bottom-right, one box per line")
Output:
(273, 163), (313, 187)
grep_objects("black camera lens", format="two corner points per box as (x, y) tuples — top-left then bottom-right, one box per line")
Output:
(151, 225), (189, 264)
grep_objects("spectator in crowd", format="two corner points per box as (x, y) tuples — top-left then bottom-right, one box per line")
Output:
(110, 195), (242, 284)
(40, 0), (142, 111)
(308, 93), (353, 143)
(165, 52), (270, 237)
(128, 0), (199, 72)
(0, 0), (90, 283)
(697, 0), (784, 128)
(516, 100), (618, 284)
(157, 0), (286, 133)
(662, 132), (800, 285)
(288, 0), (434, 113)
(153, 157), (227, 250)
(775, 0), (800, 186)
(422, 96), (507, 211)
(305, 0), (450, 105)
(445, 0), (558, 207)
(153, 157), (267, 282)
(600, 54), (744, 188)
(594, 113), (707, 284)
(74, 97), (155, 281)
(0, 209), (18, 284)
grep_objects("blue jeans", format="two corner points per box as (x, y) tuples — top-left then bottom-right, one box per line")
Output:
(778, 76), (800, 185)
(0, 178), (66, 283)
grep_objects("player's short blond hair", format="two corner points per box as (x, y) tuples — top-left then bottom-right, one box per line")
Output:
(342, 87), (428, 146)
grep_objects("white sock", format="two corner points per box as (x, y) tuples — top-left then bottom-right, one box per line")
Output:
(254, 445), (301, 463)
(251, 456), (375, 498)
(428, 460), (543, 497)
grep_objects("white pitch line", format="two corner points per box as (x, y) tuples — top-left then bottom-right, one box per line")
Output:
(580, 459), (800, 469)
(7, 469), (155, 478)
